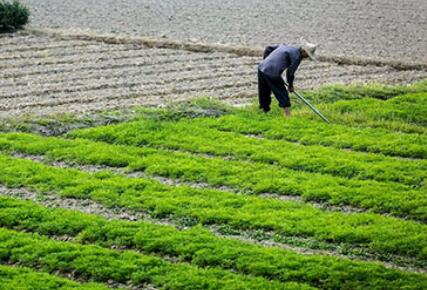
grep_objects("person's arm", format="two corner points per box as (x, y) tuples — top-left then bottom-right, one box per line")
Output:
(286, 53), (301, 91)
(263, 45), (279, 59)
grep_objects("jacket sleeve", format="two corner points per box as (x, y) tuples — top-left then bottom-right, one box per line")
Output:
(286, 53), (301, 87)
(263, 45), (279, 59)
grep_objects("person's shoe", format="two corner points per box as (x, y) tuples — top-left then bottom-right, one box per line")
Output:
(262, 107), (270, 113)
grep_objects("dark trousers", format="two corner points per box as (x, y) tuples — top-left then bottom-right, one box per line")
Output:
(258, 69), (291, 112)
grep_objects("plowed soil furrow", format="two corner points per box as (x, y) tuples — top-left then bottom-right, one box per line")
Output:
(0, 66), (254, 101)
(1, 64), (392, 101)
(3, 67), (424, 114)
(0, 80), (256, 117)
(0, 34), (47, 46)
(1, 52), (240, 78)
(0, 58), (258, 88)
(1, 59), (376, 91)
(0, 61), (395, 98)
(298, 62), (335, 70)
(297, 65), (391, 79)
(1, 33), (426, 117)
(0, 48), (197, 70)
(297, 66), (394, 81)
(0, 40), (93, 54)
(1, 72), (255, 110)
(0, 44), (145, 61)
(314, 71), (427, 86)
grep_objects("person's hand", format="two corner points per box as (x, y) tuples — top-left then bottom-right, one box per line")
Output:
(288, 85), (294, 93)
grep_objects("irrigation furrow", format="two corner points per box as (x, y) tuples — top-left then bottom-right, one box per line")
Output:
(1, 52), (241, 79)
(0, 184), (422, 274)
(0, 58), (258, 89)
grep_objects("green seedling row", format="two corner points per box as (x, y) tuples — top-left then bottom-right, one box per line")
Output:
(296, 92), (427, 134)
(300, 79), (427, 103)
(0, 132), (425, 220)
(0, 265), (114, 290)
(69, 118), (427, 188)
(0, 197), (426, 289)
(195, 112), (427, 159)
(0, 154), (426, 262)
(336, 92), (427, 126)
(0, 228), (299, 290)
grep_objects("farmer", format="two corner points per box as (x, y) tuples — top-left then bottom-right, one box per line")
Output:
(258, 43), (318, 116)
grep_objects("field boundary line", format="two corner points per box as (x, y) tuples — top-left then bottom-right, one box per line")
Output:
(28, 28), (427, 71)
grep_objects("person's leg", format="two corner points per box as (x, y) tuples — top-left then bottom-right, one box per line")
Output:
(267, 76), (291, 116)
(258, 70), (272, 112)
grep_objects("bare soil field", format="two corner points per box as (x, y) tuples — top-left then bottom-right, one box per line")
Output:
(1, 31), (426, 118)
(22, 0), (427, 64)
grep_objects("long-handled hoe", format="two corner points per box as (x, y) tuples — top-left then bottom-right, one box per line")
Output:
(285, 83), (330, 124)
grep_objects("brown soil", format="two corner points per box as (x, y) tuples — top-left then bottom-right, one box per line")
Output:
(21, 0), (427, 64)
(1, 30), (426, 118)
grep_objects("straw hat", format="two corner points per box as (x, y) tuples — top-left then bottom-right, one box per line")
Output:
(301, 42), (319, 60)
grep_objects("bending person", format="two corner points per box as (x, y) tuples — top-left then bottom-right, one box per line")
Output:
(258, 42), (318, 116)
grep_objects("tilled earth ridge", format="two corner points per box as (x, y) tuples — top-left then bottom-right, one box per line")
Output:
(22, 0), (427, 64)
(1, 33), (427, 117)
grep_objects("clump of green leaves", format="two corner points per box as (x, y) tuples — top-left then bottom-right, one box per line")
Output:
(0, 0), (30, 33)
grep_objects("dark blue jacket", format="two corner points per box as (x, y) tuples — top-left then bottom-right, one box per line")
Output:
(258, 44), (301, 87)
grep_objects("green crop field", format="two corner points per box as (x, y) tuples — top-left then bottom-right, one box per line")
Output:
(0, 81), (426, 289)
